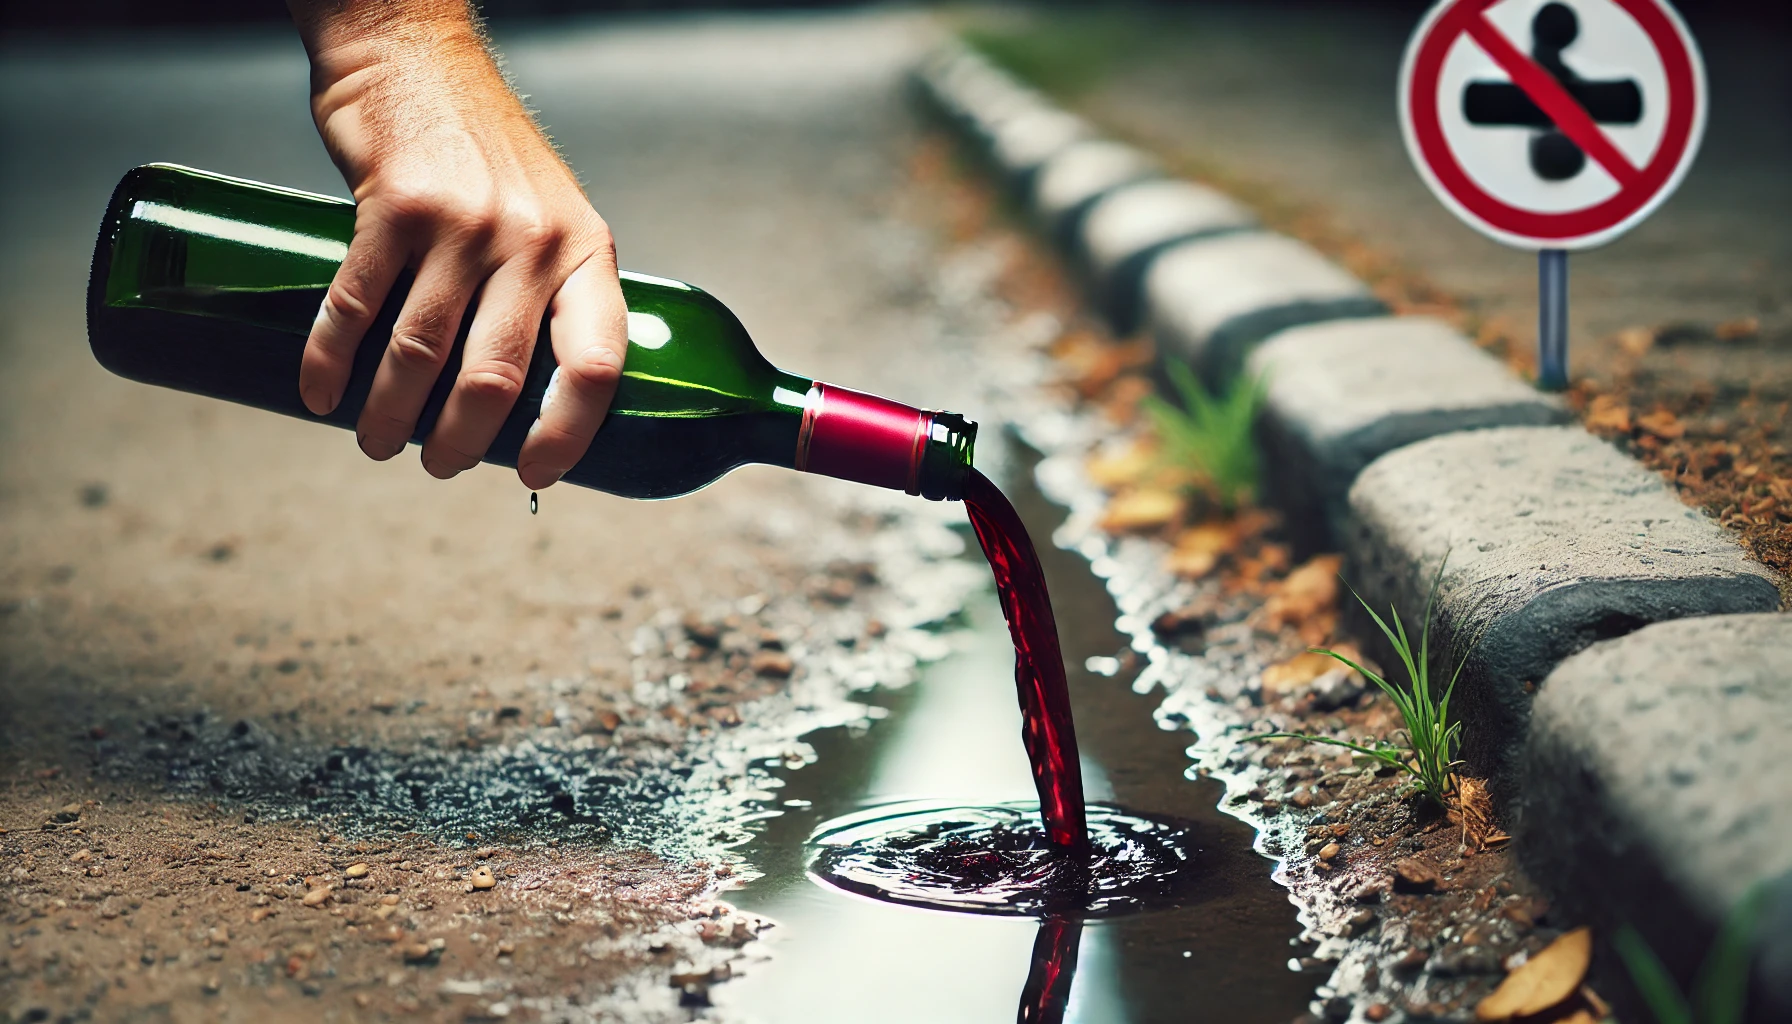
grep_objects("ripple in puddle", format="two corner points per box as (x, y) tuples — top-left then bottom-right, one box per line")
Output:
(808, 800), (1202, 918)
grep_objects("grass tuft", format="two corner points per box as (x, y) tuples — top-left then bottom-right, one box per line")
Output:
(1249, 557), (1468, 808)
(1140, 360), (1265, 513)
(957, 12), (1159, 99)
(1616, 882), (1770, 1024)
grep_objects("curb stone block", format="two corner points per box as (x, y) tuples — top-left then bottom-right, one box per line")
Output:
(923, 50), (1039, 131)
(1145, 232), (1386, 385)
(1345, 426), (1782, 795)
(987, 108), (1092, 190)
(1079, 179), (1257, 334)
(1249, 316), (1571, 553)
(1518, 614), (1792, 1021)
(1029, 139), (1160, 246)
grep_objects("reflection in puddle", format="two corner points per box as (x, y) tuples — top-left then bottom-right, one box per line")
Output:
(1019, 916), (1082, 1024)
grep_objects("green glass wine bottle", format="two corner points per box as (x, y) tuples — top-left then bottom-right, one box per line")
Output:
(88, 163), (975, 501)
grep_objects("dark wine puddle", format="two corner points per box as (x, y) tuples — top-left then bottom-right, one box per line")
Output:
(714, 458), (1315, 1023)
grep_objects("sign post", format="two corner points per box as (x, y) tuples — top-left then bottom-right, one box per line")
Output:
(1398, 0), (1706, 391)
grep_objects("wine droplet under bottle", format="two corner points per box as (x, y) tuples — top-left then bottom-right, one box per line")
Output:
(530, 492), (539, 515)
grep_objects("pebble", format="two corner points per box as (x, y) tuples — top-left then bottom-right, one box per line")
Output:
(250, 908), (277, 923)
(1318, 843), (1340, 861)
(471, 867), (496, 890)
(748, 650), (795, 678)
(207, 926), (230, 946)
(1392, 858), (1442, 894)
(203, 976), (221, 995)
(496, 941), (515, 957)
(345, 863), (370, 879)
(302, 887), (332, 907)
(402, 942), (436, 964)
(379, 894), (401, 906)
(1365, 1003), (1392, 1022)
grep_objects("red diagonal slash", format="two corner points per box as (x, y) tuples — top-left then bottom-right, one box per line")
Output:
(1465, 13), (1643, 188)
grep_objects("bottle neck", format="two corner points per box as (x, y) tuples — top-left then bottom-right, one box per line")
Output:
(792, 383), (976, 501)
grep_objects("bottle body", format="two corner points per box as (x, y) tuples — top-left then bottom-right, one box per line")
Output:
(88, 164), (973, 500)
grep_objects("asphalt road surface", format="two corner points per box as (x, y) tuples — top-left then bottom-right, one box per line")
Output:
(0, 11), (1008, 1022)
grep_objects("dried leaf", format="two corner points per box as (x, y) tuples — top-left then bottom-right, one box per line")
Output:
(1085, 443), (1159, 491)
(1715, 316), (1759, 340)
(1448, 776), (1505, 852)
(1261, 644), (1362, 696)
(1614, 325), (1656, 357)
(1583, 394), (1632, 434)
(1636, 408), (1685, 440)
(1261, 554), (1343, 631)
(1261, 652), (1335, 693)
(1100, 375), (1155, 425)
(1166, 548), (1220, 579)
(1474, 927), (1592, 1021)
(1099, 488), (1184, 533)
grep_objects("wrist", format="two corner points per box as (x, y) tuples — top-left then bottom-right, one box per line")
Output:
(292, 2), (491, 97)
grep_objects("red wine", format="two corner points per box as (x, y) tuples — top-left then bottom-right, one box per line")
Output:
(964, 470), (1089, 854)
(1019, 916), (1082, 1024)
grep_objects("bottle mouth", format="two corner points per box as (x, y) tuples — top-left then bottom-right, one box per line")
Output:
(794, 383), (977, 501)
(918, 411), (977, 502)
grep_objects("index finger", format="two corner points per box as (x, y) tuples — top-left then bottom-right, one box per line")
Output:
(302, 212), (406, 415)
(516, 254), (629, 490)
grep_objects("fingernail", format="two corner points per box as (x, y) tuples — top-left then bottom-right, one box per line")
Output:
(358, 434), (404, 461)
(300, 384), (334, 416)
(421, 456), (459, 481)
(519, 461), (565, 489)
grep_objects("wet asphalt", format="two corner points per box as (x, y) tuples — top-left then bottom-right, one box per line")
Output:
(0, 9), (1315, 1022)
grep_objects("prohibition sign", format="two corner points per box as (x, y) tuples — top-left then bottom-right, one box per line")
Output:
(1399, 0), (1706, 250)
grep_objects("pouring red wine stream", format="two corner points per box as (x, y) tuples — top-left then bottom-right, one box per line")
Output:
(964, 470), (1089, 855)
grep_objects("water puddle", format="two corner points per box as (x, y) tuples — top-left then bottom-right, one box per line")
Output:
(713, 466), (1315, 1023)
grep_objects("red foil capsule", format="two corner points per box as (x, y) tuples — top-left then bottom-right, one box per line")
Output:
(796, 382), (934, 495)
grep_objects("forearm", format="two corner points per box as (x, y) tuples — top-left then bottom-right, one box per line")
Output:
(286, 0), (484, 61)
(287, 2), (515, 149)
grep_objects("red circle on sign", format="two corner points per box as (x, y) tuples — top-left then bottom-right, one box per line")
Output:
(1400, 0), (1704, 248)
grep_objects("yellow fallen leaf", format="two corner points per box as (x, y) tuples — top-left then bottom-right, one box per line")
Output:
(1085, 443), (1159, 491)
(1261, 554), (1342, 631)
(1636, 408), (1685, 440)
(1099, 375), (1155, 425)
(1166, 548), (1219, 579)
(1474, 927), (1592, 1021)
(1175, 521), (1241, 556)
(1614, 325), (1655, 357)
(1583, 395), (1632, 434)
(1715, 316), (1759, 340)
(1261, 652), (1335, 694)
(1099, 489), (1183, 533)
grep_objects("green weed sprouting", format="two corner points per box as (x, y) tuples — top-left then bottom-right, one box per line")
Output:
(1141, 360), (1265, 513)
(1249, 558), (1468, 808)
(1615, 883), (1769, 1024)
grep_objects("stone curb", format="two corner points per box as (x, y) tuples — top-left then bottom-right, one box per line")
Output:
(914, 41), (1789, 991)
(1344, 425), (1781, 794)
(1029, 139), (1161, 249)
(1248, 316), (1572, 554)
(1078, 178), (1256, 334)
(1518, 614), (1792, 1019)
(1145, 231), (1387, 387)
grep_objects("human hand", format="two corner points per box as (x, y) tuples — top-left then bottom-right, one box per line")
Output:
(288, 0), (627, 489)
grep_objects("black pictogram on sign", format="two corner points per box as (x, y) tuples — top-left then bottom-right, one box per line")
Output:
(1462, 3), (1643, 180)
